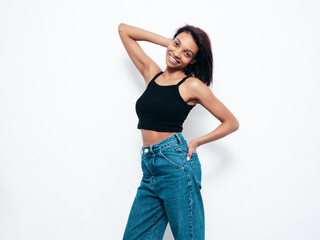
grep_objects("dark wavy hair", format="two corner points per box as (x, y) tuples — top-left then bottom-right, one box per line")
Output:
(173, 24), (213, 87)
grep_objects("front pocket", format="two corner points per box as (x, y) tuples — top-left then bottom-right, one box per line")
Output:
(159, 145), (185, 169)
(189, 153), (202, 189)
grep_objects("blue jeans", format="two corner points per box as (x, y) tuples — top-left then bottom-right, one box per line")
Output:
(123, 133), (204, 240)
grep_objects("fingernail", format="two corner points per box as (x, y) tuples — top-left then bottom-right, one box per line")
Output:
(187, 156), (190, 161)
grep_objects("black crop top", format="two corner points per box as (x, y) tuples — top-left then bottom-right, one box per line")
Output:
(135, 71), (196, 132)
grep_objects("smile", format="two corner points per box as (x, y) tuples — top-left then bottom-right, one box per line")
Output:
(169, 54), (180, 64)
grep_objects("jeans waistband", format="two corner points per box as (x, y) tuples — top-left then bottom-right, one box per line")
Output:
(140, 132), (186, 155)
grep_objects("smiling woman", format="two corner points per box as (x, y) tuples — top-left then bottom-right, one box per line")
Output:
(118, 23), (239, 240)
(169, 25), (214, 86)
(167, 32), (198, 67)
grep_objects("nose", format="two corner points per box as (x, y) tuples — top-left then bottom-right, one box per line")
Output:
(173, 50), (182, 60)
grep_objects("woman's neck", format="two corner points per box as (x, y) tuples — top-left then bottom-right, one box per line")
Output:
(162, 67), (187, 82)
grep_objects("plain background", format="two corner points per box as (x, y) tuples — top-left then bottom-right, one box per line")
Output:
(1, 0), (319, 239)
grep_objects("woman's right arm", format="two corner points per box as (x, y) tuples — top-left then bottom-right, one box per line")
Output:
(118, 23), (171, 81)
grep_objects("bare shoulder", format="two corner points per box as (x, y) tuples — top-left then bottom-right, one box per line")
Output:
(186, 77), (207, 88)
(186, 77), (209, 93)
(185, 77), (215, 104)
(185, 77), (239, 128)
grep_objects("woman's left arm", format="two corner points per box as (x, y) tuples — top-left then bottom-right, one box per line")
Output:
(186, 78), (239, 159)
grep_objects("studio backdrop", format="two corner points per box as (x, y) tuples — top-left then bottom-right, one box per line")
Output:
(0, 0), (319, 239)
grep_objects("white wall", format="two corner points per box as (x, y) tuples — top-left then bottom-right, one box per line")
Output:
(1, 0), (319, 239)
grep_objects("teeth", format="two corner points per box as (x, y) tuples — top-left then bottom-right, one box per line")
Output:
(169, 54), (178, 63)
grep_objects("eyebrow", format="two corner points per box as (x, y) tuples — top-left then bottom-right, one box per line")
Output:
(176, 37), (194, 55)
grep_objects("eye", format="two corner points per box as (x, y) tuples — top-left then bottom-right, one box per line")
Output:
(174, 41), (179, 46)
(185, 52), (191, 57)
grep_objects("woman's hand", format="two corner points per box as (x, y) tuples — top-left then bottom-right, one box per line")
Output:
(186, 139), (199, 161)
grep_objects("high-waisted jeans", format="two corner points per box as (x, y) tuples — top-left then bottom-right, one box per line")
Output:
(123, 132), (204, 240)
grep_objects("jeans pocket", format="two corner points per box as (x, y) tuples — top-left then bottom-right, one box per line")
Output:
(159, 144), (185, 169)
(189, 153), (202, 189)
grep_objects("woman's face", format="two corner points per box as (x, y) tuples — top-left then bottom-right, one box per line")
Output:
(166, 32), (199, 70)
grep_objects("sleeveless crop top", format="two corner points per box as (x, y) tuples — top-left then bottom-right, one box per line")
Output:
(135, 71), (196, 132)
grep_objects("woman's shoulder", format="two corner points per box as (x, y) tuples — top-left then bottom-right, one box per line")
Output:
(184, 76), (211, 101)
(185, 76), (207, 89)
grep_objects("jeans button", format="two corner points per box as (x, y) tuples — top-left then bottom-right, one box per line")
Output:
(144, 148), (149, 153)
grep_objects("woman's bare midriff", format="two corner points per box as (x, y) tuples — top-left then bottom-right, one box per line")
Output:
(141, 129), (179, 147)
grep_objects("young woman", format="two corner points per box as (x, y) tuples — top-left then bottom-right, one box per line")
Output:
(118, 23), (239, 240)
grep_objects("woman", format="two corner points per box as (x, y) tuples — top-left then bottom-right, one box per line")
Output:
(118, 23), (239, 240)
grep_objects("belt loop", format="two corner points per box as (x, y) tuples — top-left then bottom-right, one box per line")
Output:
(175, 133), (182, 145)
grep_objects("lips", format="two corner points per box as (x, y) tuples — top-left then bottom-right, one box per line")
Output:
(169, 54), (180, 64)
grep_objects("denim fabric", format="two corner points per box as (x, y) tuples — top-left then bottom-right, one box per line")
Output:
(123, 133), (204, 240)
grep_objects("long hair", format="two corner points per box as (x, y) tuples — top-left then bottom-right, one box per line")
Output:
(173, 24), (213, 87)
